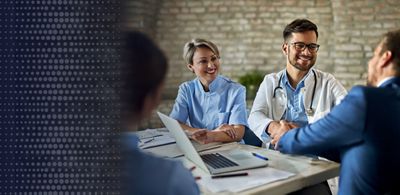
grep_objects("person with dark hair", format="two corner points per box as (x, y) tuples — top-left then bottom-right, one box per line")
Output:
(169, 38), (248, 144)
(274, 29), (400, 195)
(248, 19), (347, 147)
(119, 31), (199, 195)
(248, 18), (346, 194)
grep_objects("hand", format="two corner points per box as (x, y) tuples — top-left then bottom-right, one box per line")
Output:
(189, 166), (201, 180)
(190, 129), (214, 144)
(270, 120), (298, 149)
(267, 120), (298, 139)
(214, 124), (237, 139)
(267, 121), (281, 136)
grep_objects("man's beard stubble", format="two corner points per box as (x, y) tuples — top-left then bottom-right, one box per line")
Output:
(288, 47), (316, 72)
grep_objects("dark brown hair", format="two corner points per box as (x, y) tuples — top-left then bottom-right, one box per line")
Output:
(381, 29), (400, 74)
(120, 31), (168, 121)
(283, 19), (318, 42)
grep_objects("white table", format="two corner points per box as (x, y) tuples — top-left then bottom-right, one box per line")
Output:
(144, 142), (339, 195)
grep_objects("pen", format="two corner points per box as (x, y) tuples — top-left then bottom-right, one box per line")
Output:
(211, 172), (248, 179)
(252, 152), (269, 161)
(141, 141), (176, 149)
(141, 137), (155, 144)
(143, 139), (153, 144)
(141, 134), (163, 139)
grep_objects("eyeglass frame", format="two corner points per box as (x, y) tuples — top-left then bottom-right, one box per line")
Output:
(289, 42), (320, 53)
(193, 55), (220, 66)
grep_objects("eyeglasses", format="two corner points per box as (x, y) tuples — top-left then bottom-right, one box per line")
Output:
(194, 55), (220, 66)
(290, 42), (320, 53)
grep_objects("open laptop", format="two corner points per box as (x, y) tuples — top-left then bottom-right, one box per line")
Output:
(157, 111), (268, 175)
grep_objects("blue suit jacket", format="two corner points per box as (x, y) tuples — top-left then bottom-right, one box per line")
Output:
(278, 77), (400, 195)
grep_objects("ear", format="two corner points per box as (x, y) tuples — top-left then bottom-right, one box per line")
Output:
(187, 64), (194, 73)
(282, 43), (288, 55)
(379, 50), (393, 68)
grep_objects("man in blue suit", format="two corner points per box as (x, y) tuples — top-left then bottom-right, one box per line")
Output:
(272, 29), (400, 195)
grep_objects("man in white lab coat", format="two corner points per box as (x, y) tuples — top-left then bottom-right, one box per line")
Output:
(248, 19), (347, 147)
(248, 17), (346, 195)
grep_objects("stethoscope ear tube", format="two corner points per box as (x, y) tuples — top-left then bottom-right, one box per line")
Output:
(272, 70), (316, 116)
(308, 69), (317, 115)
(272, 73), (284, 98)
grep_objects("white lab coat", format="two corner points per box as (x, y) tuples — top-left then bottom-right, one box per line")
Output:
(248, 68), (347, 143)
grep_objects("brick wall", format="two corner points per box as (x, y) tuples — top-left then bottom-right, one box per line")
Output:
(123, 0), (161, 38)
(330, 0), (400, 86)
(128, 0), (400, 129)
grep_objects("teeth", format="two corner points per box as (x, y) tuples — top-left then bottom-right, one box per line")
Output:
(207, 68), (216, 73)
(300, 55), (311, 59)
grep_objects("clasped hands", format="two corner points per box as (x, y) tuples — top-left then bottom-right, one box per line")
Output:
(268, 120), (299, 149)
(188, 124), (237, 144)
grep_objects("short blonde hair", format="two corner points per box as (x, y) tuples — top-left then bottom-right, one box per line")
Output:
(182, 38), (220, 65)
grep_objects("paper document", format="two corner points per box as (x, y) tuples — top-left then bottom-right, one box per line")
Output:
(198, 167), (295, 193)
(135, 128), (168, 139)
(134, 128), (176, 149)
(138, 135), (176, 149)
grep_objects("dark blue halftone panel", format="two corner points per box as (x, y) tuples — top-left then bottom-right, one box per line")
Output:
(0, 1), (122, 194)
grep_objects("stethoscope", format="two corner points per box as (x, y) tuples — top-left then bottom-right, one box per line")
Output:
(273, 69), (317, 116)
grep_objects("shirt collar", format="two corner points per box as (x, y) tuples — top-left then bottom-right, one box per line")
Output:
(377, 76), (395, 87)
(196, 75), (222, 92)
(283, 69), (312, 90)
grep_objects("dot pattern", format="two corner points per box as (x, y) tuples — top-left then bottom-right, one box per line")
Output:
(0, 1), (122, 194)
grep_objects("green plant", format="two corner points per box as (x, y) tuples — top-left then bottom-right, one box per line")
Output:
(238, 71), (264, 99)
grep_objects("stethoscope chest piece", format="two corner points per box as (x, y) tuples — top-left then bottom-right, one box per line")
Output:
(306, 108), (314, 116)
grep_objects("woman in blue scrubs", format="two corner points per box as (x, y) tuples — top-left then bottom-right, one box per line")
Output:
(170, 38), (248, 144)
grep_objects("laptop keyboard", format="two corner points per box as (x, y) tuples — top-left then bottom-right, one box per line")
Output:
(201, 153), (239, 169)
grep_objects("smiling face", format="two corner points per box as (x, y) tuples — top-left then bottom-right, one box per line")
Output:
(187, 46), (220, 89)
(283, 31), (318, 72)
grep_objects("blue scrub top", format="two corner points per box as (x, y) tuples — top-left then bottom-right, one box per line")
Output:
(170, 75), (248, 130)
